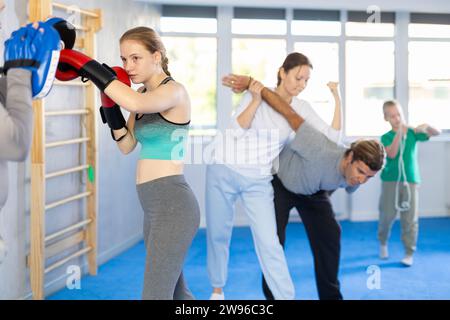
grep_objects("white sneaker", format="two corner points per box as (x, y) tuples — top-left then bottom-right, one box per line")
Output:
(209, 292), (225, 300)
(401, 254), (414, 267)
(379, 244), (389, 260)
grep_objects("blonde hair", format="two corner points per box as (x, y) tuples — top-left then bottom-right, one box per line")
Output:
(382, 100), (399, 116)
(120, 26), (170, 76)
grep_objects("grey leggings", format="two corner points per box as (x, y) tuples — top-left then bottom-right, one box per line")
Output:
(136, 174), (200, 300)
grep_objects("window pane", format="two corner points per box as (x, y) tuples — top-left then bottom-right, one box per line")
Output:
(409, 24), (450, 38)
(232, 39), (286, 106)
(162, 37), (217, 129)
(346, 41), (395, 136)
(294, 42), (339, 124)
(345, 22), (394, 37)
(161, 17), (217, 33)
(232, 19), (286, 35)
(409, 41), (450, 130)
(292, 21), (341, 36)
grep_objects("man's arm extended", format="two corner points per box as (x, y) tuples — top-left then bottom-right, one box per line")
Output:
(223, 73), (305, 130)
(261, 87), (304, 131)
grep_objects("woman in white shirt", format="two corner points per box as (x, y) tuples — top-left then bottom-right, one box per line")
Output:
(205, 52), (342, 300)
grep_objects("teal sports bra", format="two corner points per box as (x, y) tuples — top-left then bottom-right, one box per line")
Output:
(134, 77), (190, 160)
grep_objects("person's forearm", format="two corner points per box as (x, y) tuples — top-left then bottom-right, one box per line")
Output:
(426, 125), (441, 136)
(236, 99), (261, 129)
(234, 76), (304, 130)
(330, 93), (342, 131)
(386, 129), (402, 159)
(114, 128), (137, 155)
(261, 87), (304, 131)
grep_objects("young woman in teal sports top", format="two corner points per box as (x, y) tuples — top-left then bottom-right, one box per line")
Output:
(104, 26), (200, 300)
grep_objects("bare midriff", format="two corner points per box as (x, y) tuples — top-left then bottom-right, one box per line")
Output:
(136, 159), (184, 185)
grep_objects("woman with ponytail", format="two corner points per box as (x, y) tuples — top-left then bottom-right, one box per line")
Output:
(205, 53), (344, 300)
(104, 26), (200, 300)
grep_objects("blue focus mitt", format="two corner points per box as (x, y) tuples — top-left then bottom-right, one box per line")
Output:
(3, 22), (62, 99)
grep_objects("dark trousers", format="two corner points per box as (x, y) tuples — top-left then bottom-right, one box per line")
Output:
(262, 175), (343, 300)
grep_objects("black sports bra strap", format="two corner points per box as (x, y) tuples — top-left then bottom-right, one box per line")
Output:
(135, 76), (174, 120)
(139, 77), (173, 94)
(159, 76), (174, 86)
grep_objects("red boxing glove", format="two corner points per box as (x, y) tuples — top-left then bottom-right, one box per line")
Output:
(100, 66), (131, 108)
(99, 67), (131, 136)
(56, 49), (116, 91)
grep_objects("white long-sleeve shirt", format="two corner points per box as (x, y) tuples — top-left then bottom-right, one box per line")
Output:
(207, 90), (342, 178)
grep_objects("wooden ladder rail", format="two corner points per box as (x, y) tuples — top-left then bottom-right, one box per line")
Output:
(28, 0), (102, 300)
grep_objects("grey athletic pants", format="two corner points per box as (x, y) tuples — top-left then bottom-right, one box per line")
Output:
(378, 181), (419, 255)
(136, 174), (200, 300)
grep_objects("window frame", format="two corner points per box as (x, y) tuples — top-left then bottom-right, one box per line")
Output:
(160, 5), (219, 135)
(159, 6), (450, 139)
(407, 13), (450, 136)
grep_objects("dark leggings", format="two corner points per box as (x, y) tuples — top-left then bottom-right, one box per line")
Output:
(262, 175), (343, 300)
